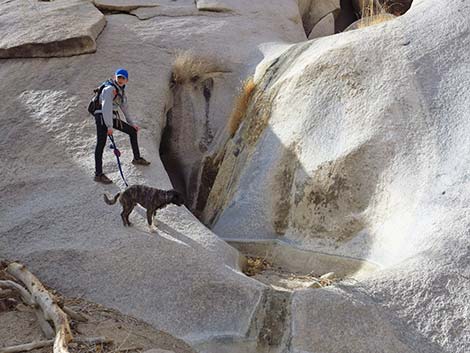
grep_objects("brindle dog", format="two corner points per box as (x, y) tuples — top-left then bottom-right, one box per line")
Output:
(104, 185), (185, 227)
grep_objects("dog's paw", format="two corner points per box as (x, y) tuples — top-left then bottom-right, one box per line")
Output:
(148, 225), (158, 233)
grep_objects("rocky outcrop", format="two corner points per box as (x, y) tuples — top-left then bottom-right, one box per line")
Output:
(0, 10), (267, 348)
(196, 0), (233, 13)
(297, 0), (340, 36)
(202, 0), (470, 351)
(1, 0), (469, 352)
(93, 0), (195, 12)
(158, 1), (305, 213)
(308, 12), (335, 39)
(0, 0), (105, 58)
(291, 286), (442, 353)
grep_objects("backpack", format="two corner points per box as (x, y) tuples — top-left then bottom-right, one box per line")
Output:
(87, 79), (122, 116)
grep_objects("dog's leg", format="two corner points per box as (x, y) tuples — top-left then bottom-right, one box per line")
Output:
(119, 197), (129, 226)
(147, 208), (158, 232)
(123, 204), (135, 226)
(125, 203), (135, 226)
(121, 203), (134, 226)
(146, 209), (154, 226)
(121, 207), (132, 226)
(120, 210), (127, 226)
(153, 210), (159, 227)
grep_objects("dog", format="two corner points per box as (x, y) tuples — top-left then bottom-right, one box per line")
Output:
(104, 185), (185, 228)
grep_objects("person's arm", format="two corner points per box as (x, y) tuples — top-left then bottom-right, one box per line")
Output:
(101, 86), (115, 132)
(120, 96), (137, 128)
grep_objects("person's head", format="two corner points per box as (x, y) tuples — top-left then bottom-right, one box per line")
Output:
(115, 68), (129, 87)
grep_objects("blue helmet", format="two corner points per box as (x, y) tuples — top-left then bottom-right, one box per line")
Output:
(115, 68), (129, 80)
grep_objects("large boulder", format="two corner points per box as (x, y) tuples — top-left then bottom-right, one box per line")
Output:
(203, 0), (470, 351)
(0, 11), (272, 347)
(1, 0), (469, 352)
(0, 0), (105, 58)
(93, 0), (194, 12)
(308, 12), (335, 39)
(159, 0), (305, 211)
(0, 1), (307, 349)
(297, 0), (340, 36)
(196, 0), (233, 13)
(291, 286), (442, 353)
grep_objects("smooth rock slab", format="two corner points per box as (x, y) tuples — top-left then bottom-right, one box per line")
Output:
(297, 0), (340, 36)
(94, 0), (193, 12)
(0, 0), (105, 58)
(308, 12), (335, 39)
(291, 287), (442, 353)
(131, 0), (198, 19)
(196, 0), (233, 12)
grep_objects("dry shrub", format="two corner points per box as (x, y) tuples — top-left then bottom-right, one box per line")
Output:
(228, 78), (256, 137)
(357, 0), (396, 28)
(243, 256), (271, 277)
(360, 0), (380, 18)
(171, 50), (222, 85)
(357, 13), (395, 28)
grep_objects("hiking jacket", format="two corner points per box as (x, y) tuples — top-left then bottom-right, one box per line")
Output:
(97, 81), (136, 128)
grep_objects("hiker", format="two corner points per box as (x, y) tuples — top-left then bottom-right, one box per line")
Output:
(93, 68), (150, 184)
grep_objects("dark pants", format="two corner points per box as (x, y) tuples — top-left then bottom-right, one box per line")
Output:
(94, 114), (141, 176)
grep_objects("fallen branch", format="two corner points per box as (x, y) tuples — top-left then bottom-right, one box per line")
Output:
(113, 346), (143, 353)
(0, 340), (54, 353)
(0, 289), (20, 300)
(6, 262), (73, 353)
(0, 280), (34, 305)
(62, 305), (88, 322)
(35, 307), (55, 339)
(73, 336), (113, 345)
(0, 337), (113, 353)
(0, 279), (55, 338)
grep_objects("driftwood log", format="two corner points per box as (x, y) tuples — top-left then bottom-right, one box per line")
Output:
(6, 262), (72, 353)
(0, 279), (55, 338)
(0, 262), (112, 353)
(0, 337), (112, 353)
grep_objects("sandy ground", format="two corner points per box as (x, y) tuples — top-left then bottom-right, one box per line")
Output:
(0, 296), (196, 353)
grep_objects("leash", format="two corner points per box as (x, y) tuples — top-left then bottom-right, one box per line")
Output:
(108, 135), (129, 187)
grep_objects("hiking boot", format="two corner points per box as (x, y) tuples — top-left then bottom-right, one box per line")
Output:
(94, 174), (112, 184)
(132, 157), (151, 166)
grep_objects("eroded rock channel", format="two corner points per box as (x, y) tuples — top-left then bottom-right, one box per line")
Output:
(194, 240), (379, 353)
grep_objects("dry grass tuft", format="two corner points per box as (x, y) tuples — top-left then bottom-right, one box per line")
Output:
(227, 78), (256, 137)
(357, 13), (395, 28)
(171, 51), (223, 85)
(357, 0), (396, 28)
(243, 256), (272, 277)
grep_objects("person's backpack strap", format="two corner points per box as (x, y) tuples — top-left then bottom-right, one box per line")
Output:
(88, 81), (109, 116)
(87, 79), (125, 116)
(105, 80), (124, 100)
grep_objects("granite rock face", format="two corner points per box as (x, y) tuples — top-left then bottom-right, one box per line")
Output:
(1, 0), (469, 352)
(93, 0), (195, 12)
(0, 0), (105, 58)
(0, 9), (271, 347)
(204, 0), (470, 351)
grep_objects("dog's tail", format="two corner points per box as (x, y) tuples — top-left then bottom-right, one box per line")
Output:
(104, 193), (120, 205)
